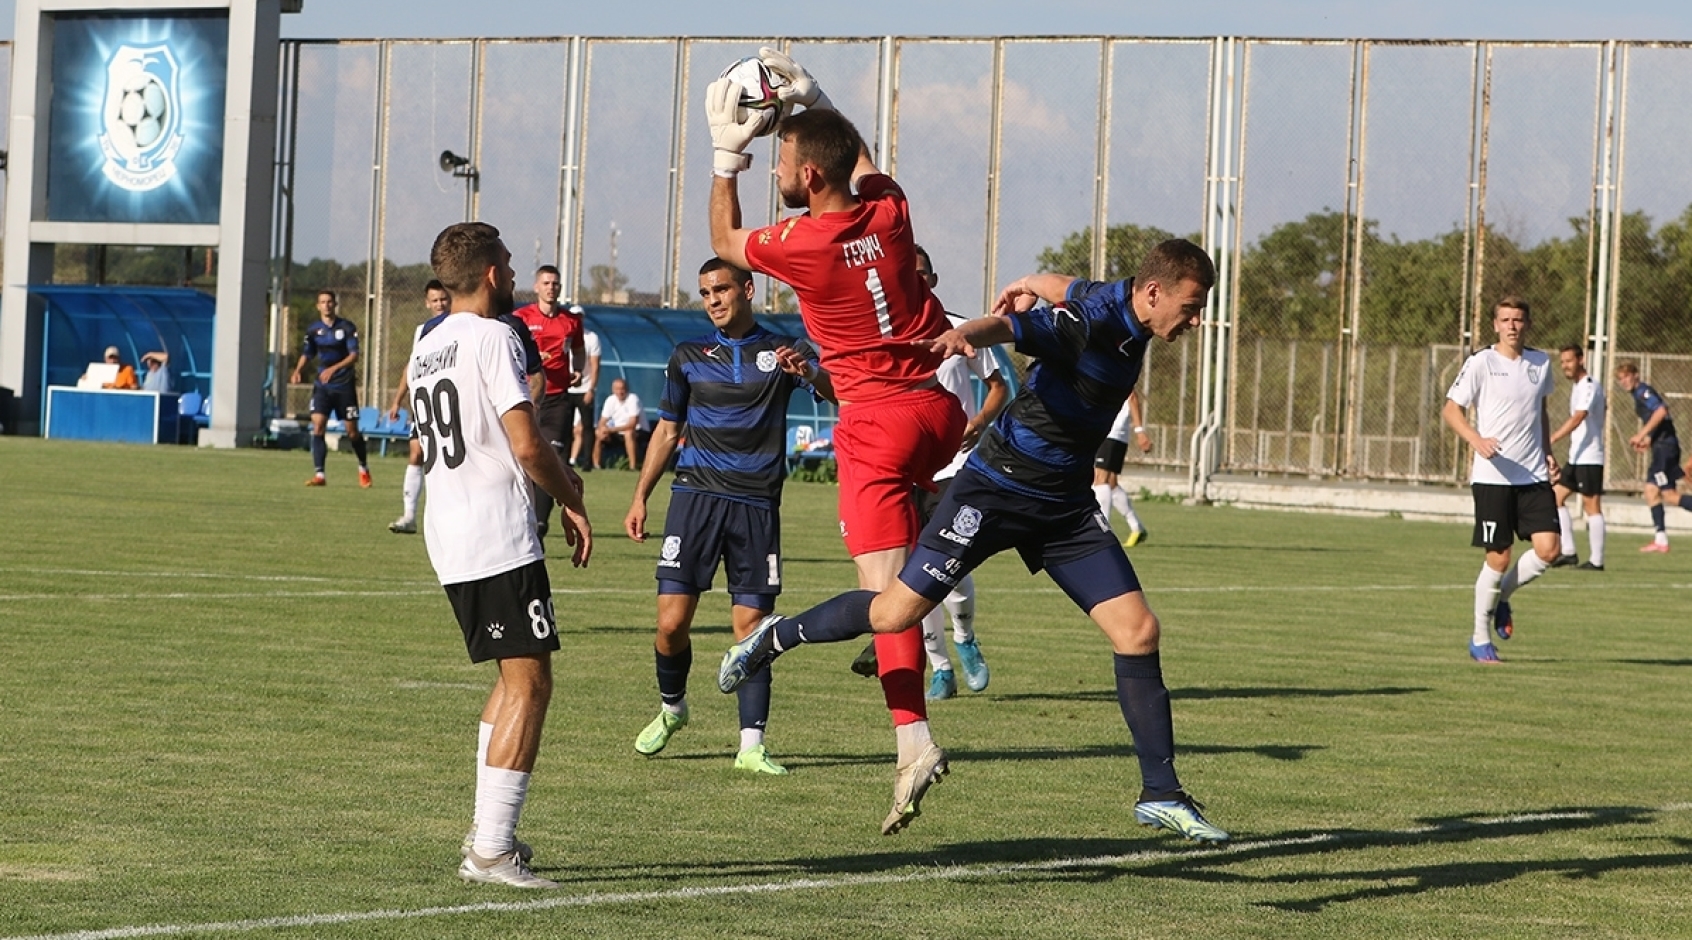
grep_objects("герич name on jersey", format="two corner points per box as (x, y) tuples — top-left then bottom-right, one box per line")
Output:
(841, 234), (884, 268)
(412, 342), (458, 380)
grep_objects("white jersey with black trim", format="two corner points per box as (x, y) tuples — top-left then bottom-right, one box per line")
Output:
(935, 312), (1004, 481)
(1106, 398), (1136, 443)
(1447, 346), (1555, 486)
(410, 311), (543, 584)
(1567, 373), (1606, 466)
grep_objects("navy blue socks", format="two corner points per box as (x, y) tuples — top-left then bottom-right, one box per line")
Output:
(736, 666), (772, 732)
(773, 589), (876, 649)
(655, 644), (691, 707)
(1114, 651), (1181, 799)
(1652, 504), (1667, 532)
(310, 434), (327, 474)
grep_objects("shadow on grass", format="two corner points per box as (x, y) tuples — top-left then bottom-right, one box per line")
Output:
(537, 804), (1674, 911)
(1609, 658), (1692, 667)
(995, 686), (1429, 704)
(651, 740), (1321, 769)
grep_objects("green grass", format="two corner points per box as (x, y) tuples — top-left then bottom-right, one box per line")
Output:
(2, 437), (1691, 938)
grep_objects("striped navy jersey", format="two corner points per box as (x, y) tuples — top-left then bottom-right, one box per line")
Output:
(1630, 381), (1678, 441)
(968, 278), (1146, 500)
(418, 311), (543, 377)
(660, 326), (819, 506)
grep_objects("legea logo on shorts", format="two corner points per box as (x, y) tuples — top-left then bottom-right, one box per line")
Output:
(98, 44), (186, 193)
(485, 621), (506, 640)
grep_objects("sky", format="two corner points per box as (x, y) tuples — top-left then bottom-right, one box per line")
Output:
(3, 0), (1692, 41)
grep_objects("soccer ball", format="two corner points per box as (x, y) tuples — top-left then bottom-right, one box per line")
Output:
(116, 73), (170, 150)
(719, 56), (787, 137)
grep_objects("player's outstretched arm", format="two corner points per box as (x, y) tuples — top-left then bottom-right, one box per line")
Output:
(992, 274), (1078, 314)
(707, 78), (761, 271)
(960, 372), (1011, 452)
(503, 402), (593, 567)
(626, 419), (680, 542)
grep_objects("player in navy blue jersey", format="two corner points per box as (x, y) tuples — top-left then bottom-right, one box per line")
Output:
(292, 290), (372, 487)
(718, 239), (1229, 841)
(624, 258), (834, 775)
(1616, 359), (1692, 552)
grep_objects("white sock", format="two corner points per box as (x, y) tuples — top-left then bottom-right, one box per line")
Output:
(739, 727), (764, 752)
(1112, 486), (1144, 532)
(1588, 514), (1606, 566)
(470, 766), (530, 860)
(945, 576), (976, 644)
(1501, 551), (1549, 600)
(1557, 507), (1575, 556)
(1092, 483), (1111, 519)
(894, 720), (934, 767)
(920, 607), (951, 672)
(401, 464), (424, 521)
(1474, 564), (1504, 646)
(1656, 529), (1670, 546)
(662, 699), (685, 716)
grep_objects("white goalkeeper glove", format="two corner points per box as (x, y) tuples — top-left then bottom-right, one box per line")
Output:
(758, 46), (834, 112)
(705, 78), (759, 176)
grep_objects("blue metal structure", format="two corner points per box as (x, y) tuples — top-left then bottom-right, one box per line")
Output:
(34, 286), (217, 427)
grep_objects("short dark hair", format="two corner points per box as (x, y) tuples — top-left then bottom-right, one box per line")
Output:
(778, 108), (864, 190)
(1616, 359), (1640, 376)
(1135, 239), (1216, 293)
(1558, 344), (1585, 358)
(535, 265), (561, 279)
(423, 279), (447, 295)
(1495, 295), (1531, 320)
(698, 257), (753, 287)
(913, 244), (934, 273)
(316, 289), (337, 303)
(430, 222), (504, 296)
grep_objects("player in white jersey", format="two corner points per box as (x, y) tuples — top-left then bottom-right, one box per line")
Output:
(412, 222), (592, 889)
(1094, 391), (1152, 547)
(1549, 345), (1606, 570)
(848, 248), (1010, 699)
(1442, 297), (1559, 665)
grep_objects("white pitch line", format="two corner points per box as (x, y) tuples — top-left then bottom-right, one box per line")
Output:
(4, 806), (1684, 940)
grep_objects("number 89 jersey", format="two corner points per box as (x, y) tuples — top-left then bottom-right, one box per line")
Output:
(408, 312), (543, 585)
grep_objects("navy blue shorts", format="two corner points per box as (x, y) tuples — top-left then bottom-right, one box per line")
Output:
(655, 489), (782, 598)
(310, 383), (360, 421)
(1647, 437), (1684, 490)
(898, 465), (1141, 613)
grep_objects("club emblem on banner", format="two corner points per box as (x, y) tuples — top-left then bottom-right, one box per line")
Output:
(98, 44), (186, 192)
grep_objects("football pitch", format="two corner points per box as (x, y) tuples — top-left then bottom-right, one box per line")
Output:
(3, 438), (1691, 939)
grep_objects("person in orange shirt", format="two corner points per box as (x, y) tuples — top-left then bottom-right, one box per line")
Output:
(98, 346), (139, 390)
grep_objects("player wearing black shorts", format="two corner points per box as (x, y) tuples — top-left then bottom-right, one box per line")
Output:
(413, 223), (592, 889)
(1442, 297), (1560, 664)
(718, 240), (1230, 843)
(292, 290), (371, 487)
(1548, 345), (1606, 569)
(623, 258), (832, 774)
(1616, 359), (1692, 552)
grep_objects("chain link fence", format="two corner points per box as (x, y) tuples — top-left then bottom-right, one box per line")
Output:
(12, 35), (1678, 486)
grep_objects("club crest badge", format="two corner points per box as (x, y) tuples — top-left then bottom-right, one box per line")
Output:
(756, 350), (779, 373)
(952, 505), (982, 538)
(661, 536), (682, 561)
(98, 44), (185, 192)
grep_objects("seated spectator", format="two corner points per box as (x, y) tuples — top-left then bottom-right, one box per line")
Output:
(93, 346), (139, 390)
(593, 377), (649, 471)
(140, 351), (173, 393)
